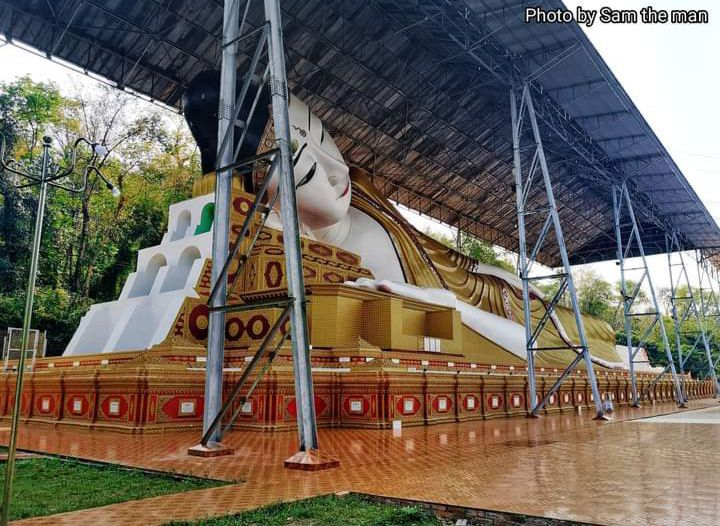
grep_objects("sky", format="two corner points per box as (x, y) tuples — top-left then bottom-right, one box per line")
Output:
(562, 0), (720, 289)
(0, 2), (718, 295)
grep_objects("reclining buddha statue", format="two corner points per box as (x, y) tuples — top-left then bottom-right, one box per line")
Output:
(255, 94), (627, 370)
(64, 70), (637, 374)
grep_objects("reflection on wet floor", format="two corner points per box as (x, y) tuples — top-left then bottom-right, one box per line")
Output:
(3, 400), (720, 526)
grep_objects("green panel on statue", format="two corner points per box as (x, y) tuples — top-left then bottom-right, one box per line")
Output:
(194, 202), (215, 235)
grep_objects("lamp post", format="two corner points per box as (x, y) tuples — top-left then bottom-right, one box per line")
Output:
(0, 135), (117, 525)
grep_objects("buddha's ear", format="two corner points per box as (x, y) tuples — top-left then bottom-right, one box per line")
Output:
(318, 119), (344, 163)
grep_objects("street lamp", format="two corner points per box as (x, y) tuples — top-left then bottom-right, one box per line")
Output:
(0, 134), (118, 525)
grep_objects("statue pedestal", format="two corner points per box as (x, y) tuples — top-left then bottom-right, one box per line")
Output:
(187, 442), (235, 458)
(284, 449), (340, 471)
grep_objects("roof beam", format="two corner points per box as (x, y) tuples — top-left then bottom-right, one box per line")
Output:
(524, 41), (581, 82)
(615, 152), (664, 163)
(546, 79), (607, 106)
(547, 79), (605, 97)
(83, 0), (215, 69)
(0, 0), (187, 100)
(574, 110), (630, 126)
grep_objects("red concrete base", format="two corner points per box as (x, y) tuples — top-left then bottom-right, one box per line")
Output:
(187, 442), (235, 458)
(284, 449), (340, 471)
(7, 348), (714, 434)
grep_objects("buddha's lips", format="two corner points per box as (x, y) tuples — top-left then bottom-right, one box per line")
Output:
(339, 179), (350, 199)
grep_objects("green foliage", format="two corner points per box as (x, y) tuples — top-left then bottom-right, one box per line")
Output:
(1, 457), (225, 521)
(0, 76), (63, 159)
(0, 77), (199, 353)
(166, 494), (440, 526)
(0, 287), (92, 351)
(615, 284), (720, 379)
(0, 77), (65, 292)
(575, 269), (614, 322)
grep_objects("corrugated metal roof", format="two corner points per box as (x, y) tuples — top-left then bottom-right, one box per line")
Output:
(1, 0), (717, 266)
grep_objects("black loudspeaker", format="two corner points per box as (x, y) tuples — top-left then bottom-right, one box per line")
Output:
(182, 70), (271, 182)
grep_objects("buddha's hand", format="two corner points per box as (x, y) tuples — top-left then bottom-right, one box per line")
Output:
(345, 278), (458, 308)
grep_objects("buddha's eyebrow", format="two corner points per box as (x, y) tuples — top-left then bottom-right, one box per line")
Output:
(293, 143), (307, 166)
(296, 162), (317, 189)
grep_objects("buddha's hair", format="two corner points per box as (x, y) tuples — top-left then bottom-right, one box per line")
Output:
(182, 70), (270, 176)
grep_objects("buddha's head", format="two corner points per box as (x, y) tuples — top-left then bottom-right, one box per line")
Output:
(183, 71), (351, 231)
(266, 95), (351, 230)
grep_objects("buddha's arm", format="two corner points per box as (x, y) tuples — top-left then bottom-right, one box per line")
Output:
(349, 278), (528, 360)
(349, 277), (623, 368)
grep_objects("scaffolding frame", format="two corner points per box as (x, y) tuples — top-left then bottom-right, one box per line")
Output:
(200, 0), (318, 453)
(694, 250), (720, 392)
(612, 183), (684, 406)
(664, 232), (719, 400)
(510, 83), (605, 419)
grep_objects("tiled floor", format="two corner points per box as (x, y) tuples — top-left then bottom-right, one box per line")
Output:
(639, 404), (720, 424)
(4, 400), (720, 525)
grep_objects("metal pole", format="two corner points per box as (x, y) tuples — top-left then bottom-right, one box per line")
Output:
(665, 234), (686, 405)
(202, 0), (240, 444)
(613, 185), (639, 406)
(700, 253), (720, 394)
(0, 137), (51, 526)
(676, 244), (719, 395)
(510, 87), (537, 413)
(696, 252), (720, 395)
(524, 86), (605, 419)
(666, 234), (687, 403)
(264, 0), (318, 450)
(620, 184), (683, 405)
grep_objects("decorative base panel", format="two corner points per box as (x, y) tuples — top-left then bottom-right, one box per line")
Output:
(1, 350), (714, 434)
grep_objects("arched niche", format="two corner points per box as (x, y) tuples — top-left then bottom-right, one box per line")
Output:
(171, 210), (192, 241)
(128, 253), (167, 298)
(161, 246), (202, 292)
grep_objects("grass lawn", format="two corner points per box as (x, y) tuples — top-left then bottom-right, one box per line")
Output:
(0, 457), (226, 521)
(167, 494), (441, 526)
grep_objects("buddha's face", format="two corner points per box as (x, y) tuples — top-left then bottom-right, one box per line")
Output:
(267, 95), (351, 230)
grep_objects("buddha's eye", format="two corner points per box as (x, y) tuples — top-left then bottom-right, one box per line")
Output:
(296, 163), (317, 189)
(293, 143), (307, 166)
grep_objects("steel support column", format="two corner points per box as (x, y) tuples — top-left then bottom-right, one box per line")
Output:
(694, 250), (720, 395)
(612, 183), (684, 406)
(200, 0), (318, 453)
(510, 84), (605, 419)
(666, 233), (718, 399)
(264, 0), (318, 451)
(202, 0), (240, 445)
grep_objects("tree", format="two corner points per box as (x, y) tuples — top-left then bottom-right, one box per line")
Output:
(534, 279), (568, 306)
(0, 77), (65, 292)
(0, 77), (199, 354)
(572, 269), (615, 322)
